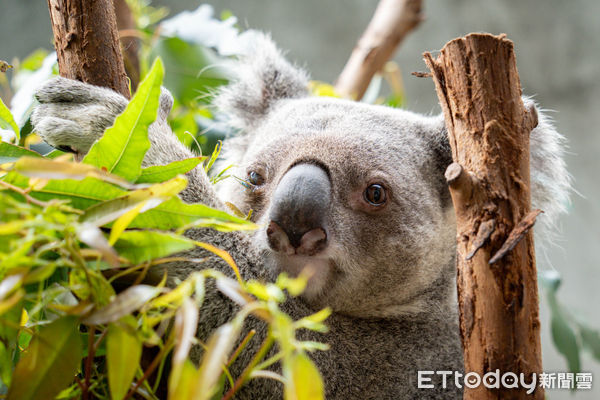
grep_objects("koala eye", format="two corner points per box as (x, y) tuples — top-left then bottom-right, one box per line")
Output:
(247, 171), (265, 186)
(364, 184), (387, 206)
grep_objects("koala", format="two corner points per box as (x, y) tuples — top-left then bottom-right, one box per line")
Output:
(31, 34), (569, 399)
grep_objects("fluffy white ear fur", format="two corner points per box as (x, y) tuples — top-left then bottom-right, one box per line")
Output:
(214, 33), (310, 132)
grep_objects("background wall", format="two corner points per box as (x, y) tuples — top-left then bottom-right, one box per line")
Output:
(1, 0), (598, 398)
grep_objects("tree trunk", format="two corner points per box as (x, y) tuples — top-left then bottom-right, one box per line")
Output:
(113, 0), (140, 91)
(424, 33), (544, 399)
(46, 0), (130, 98)
(334, 0), (423, 100)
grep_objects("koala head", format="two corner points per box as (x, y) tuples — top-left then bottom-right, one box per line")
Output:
(214, 34), (569, 318)
(213, 35), (458, 319)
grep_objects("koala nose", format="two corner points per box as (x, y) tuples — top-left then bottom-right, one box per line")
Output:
(267, 163), (330, 256)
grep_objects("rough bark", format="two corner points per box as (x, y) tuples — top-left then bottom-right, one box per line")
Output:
(113, 0), (140, 91)
(47, 0), (130, 98)
(334, 0), (423, 100)
(424, 33), (544, 399)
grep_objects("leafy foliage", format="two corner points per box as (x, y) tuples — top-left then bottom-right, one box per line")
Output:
(0, 43), (328, 398)
(540, 271), (600, 374)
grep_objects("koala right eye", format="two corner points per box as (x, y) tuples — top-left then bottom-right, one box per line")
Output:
(248, 171), (265, 186)
(364, 184), (387, 206)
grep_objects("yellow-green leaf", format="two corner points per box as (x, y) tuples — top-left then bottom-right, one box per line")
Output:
(3, 171), (126, 210)
(13, 157), (135, 189)
(7, 316), (82, 400)
(136, 157), (204, 183)
(82, 175), (187, 228)
(284, 352), (324, 400)
(168, 359), (199, 400)
(112, 230), (195, 264)
(0, 97), (19, 142)
(83, 58), (164, 181)
(0, 142), (40, 164)
(129, 196), (256, 231)
(107, 317), (142, 400)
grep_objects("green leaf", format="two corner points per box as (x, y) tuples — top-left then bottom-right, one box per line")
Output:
(0, 142), (40, 164)
(0, 97), (19, 142)
(550, 310), (580, 374)
(136, 157), (204, 183)
(83, 58), (164, 181)
(152, 37), (229, 106)
(579, 325), (600, 361)
(129, 196), (256, 231)
(7, 316), (82, 400)
(4, 172), (126, 210)
(82, 176), (188, 227)
(113, 230), (194, 264)
(284, 352), (325, 400)
(168, 359), (200, 400)
(83, 285), (159, 325)
(107, 317), (142, 400)
(13, 157), (135, 188)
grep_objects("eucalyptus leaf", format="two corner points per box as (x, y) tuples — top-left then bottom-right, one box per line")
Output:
(83, 58), (164, 181)
(0, 97), (19, 142)
(579, 325), (600, 361)
(550, 309), (581, 374)
(83, 285), (159, 325)
(197, 322), (240, 400)
(7, 316), (82, 400)
(13, 157), (134, 188)
(284, 352), (325, 400)
(83, 176), (188, 227)
(0, 142), (40, 164)
(113, 230), (195, 264)
(129, 196), (256, 231)
(107, 317), (142, 400)
(3, 172), (126, 210)
(136, 157), (204, 183)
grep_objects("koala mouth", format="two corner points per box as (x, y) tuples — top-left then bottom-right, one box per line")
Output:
(269, 251), (333, 300)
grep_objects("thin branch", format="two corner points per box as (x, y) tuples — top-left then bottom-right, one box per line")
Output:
(335, 0), (423, 100)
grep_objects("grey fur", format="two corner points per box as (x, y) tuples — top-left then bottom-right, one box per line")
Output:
(31, 33), (570, 399)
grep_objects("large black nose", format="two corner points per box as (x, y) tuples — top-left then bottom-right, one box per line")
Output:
(267, 163), (330, 256)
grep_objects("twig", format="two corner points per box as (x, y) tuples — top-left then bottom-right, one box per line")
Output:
(0, 180), (51, 207)
(222, 336), (274, 400)
(335, 0), (423, 99)
(411, 71), (432, 78)
(83, 325), (96, 400)
(489, 209), (542, 264)
(123, 336), (174, 400)
(466, 219), (495, 260)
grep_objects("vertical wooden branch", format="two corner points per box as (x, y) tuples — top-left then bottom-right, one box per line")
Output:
(47, 0), (130, 98)
(424, 33), (543, 399)
(335, 0), (423, 100)
(113, 0), (140, 91)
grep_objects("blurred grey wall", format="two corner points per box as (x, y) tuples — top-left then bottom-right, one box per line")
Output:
(1, 0), (599, 398)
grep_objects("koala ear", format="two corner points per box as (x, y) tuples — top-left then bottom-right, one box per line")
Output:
(215, 33), (310, 131)
(526, 99), (571, 237)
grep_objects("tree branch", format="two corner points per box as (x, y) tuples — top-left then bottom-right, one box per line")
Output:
(46, 0), (130, 98)
(334, 0), (423, 100)
(424, 33), (544, 399)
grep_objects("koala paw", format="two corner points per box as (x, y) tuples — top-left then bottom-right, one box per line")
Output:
(32, 77), (128, 156)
